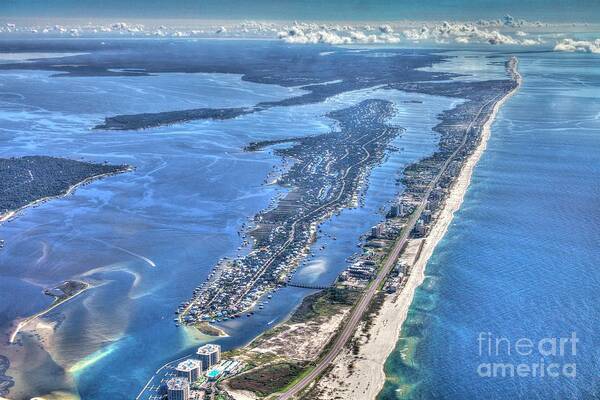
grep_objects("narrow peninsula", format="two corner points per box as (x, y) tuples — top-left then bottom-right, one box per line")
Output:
(220, 58), (520, 400)
(178, 99), (402, 326)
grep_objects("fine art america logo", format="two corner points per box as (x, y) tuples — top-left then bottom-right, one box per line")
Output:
(477, 332), (578, 378)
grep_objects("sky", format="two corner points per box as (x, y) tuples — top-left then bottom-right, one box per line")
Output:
(2, 0), (600, 23)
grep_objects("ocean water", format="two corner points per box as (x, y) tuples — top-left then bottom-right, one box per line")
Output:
(0, 42), (458, 399)
(379, 51), (600, 399)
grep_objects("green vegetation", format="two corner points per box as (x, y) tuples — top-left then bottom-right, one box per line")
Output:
(0, 156), (129, 216)
(227, 361), (309, 397)
(191, 375), (207, 390)
(96, 107), (250, 130)
(362, 292), (386, 333)
(223, 288), (362, 398)
(248, 324), (290, 347)
(43, 280), (88, 303)
(297, 364), (335, 400)
(223, 288), (360, 397)
(194, 322), (225, 337)
(241, 351), (283, 370)
(289, 287), (360, 323)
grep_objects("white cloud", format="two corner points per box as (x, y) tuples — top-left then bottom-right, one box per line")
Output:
(0, 18), (569, 50)
(403, 26), (430, 41)
(554, 38), (600, 53)
(399, 21), (544, 46)
(521, 38), (543, 46)
(278, 28), (352, 44)
(379, 24), (394, 34)
(379, 33), (401, 43)
(277, 24), (401, 45)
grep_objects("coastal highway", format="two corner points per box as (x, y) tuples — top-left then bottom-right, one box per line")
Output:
(277, 63), (518, 399)
(277, 185), (425, 400)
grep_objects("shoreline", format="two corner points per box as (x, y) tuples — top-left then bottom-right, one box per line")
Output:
(0, 160), (132, 399)
(8, 282), (91, 344)
(315, 60), (523, 399)
(0, 167), (132, 225)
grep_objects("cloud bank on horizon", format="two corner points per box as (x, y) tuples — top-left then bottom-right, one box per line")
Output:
(0, 16), (598, 54)
(553, 38), (600, 54)
(276, 18), (546, 46)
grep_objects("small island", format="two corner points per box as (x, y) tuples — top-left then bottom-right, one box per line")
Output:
(43, 280), (89, 302)
(9, 280), (91, 345)
(95, 107), (253, 130)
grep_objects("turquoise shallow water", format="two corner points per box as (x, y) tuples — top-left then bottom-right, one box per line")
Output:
(379, 51), (600, 399)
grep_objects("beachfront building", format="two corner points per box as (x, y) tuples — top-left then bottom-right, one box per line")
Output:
(422, 209), (432, 224)
(389, 203), (404, 218)
(175, 359), (202, 382)
(196, 344), (221, 370)
(413, 219), (426, 237)
(371, 224), (383, 238)
(167, 377), (190, 400)
(206, 367), (223, 381)
(347, 263), (374, 280)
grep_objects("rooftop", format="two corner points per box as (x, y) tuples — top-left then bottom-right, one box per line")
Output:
(176, 359), (202, 372)
(197, 344), (220, 355)
(167, 377), (189, 391)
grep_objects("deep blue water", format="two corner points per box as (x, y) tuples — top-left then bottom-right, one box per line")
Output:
(379, 52), (600, 399)
(0, 42), (458, 399)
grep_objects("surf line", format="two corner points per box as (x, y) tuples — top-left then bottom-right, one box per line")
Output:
(92, 238), (157, 268)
